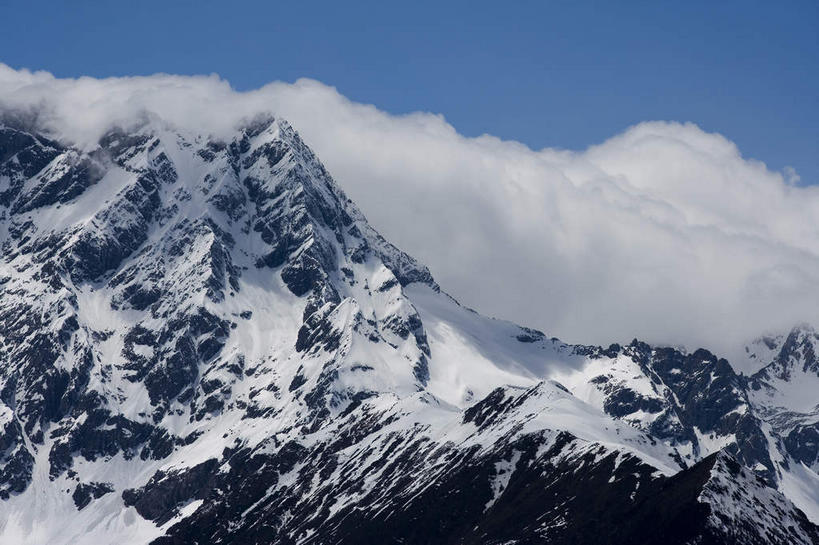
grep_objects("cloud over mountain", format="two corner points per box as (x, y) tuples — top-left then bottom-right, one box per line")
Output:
(2, 63), (817, 361)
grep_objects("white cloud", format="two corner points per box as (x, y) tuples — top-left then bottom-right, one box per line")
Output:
(2, 64), (817, 362)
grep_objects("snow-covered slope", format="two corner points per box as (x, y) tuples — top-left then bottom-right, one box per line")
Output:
(0, 115), (816, 544)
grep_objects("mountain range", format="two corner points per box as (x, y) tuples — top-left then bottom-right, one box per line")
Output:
(0, 113), (817, 544)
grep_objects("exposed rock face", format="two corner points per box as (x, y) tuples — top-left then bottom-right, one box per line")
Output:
(72, 481), (114, 510)
(559, 342), (776, 482)
(0, 116), (816, 544)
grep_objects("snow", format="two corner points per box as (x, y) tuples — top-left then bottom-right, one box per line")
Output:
(485, 450), (522, 510)
(692, 427), (736, 457)
(406, 283), (578, 407)
(750, 369), (819, 414)
(0, 116), (816, 542)
(780, 461), (819, 524)
(699, 453), (817, 543)
(733, 332), (787, 376)
(0, 438), (163, 545)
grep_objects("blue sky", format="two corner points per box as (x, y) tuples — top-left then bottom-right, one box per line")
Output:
(1, 0), (817, 183)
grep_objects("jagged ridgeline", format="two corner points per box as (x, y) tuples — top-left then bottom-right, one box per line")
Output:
(0, 114), (817, 544)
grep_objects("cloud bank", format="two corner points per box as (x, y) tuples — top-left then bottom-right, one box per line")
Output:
(2, 64), (818, 365)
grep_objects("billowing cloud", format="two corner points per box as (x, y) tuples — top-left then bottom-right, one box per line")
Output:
(2, 64), (817, 365)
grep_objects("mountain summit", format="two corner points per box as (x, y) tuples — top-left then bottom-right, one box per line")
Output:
(0, 115), (817, 544)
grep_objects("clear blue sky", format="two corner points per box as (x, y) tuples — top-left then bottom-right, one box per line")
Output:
(2, 0), (817, 183)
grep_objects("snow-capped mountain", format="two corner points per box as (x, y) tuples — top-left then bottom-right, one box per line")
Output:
(0, 114), (817, 544)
